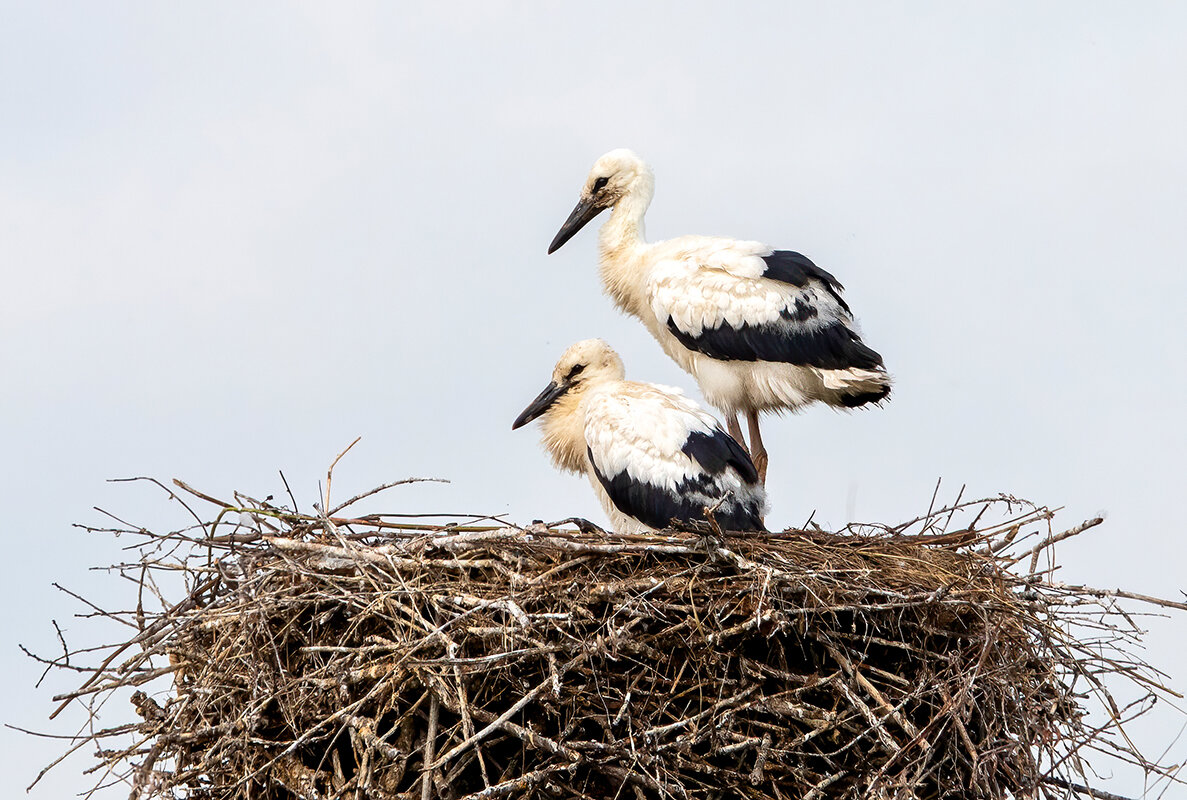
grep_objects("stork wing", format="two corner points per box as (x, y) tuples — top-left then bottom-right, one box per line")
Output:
(648, 248), (884, 370)
(583, 386), (764, 531)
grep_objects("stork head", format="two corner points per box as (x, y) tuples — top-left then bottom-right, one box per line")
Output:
(547, 149), (654, 254)
(512, 339), (625, 429)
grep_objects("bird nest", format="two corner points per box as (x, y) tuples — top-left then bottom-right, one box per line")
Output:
(28, 476), (1185, 800)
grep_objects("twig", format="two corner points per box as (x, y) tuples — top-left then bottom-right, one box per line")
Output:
(1020, 516), (1106, 572)
(328, 477), (449, 517)
(455, 765), (572, 800)
(325, 436), (362, 512)
(421, 692), (440, 800)
(432, 654), (586, 769)
(803, 769), (847, 800)
(1042, 775), (1137, 800)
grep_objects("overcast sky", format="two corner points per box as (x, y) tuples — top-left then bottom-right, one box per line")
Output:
(3, 3), (1185, 797)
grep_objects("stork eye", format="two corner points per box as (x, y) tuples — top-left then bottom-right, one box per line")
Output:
(592, 176), (609, 194)
(565, 364), (586, 381)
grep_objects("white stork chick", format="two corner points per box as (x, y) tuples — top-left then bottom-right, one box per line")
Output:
(512, 339), (767, 534)
(547, 149), (891, 483)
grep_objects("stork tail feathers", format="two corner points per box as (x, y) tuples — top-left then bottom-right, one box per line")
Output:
(821, 367), (892, 408)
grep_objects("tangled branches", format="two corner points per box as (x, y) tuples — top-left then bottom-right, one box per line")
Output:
(25, 478), (1186, 799)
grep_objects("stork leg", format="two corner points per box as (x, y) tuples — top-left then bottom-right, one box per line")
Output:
(745, 411), (768, 485)
(726, 414), (747, 452)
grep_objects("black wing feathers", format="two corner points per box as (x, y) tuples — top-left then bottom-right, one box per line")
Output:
(588, 446), (764, 532)
(761, 251), (850, 313)
(680, 429), (759, 485)
(666, 317), (884, 370)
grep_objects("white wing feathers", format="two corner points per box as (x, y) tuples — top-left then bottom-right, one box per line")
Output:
(645, 241), (852, 338)
(582, 383), (716, 492)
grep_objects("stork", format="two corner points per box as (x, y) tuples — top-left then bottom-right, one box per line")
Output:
(512, 339), (766, 534)
(547, 149), (891, 483)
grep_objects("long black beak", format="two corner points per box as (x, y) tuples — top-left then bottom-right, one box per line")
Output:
(547, 198), (606, 254)
(512, 381), (569, 430)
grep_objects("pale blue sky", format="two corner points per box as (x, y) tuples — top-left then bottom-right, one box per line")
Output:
(3, 3), (1185, 796)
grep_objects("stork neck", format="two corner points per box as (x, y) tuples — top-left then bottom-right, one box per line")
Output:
(539, 390), (588, 476)
(599, 189), (650, 254)
(596, 198), (651, 318)
(595, 176), (654, 318)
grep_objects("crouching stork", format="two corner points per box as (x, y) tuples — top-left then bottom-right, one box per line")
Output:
(547, 149), (891, 484)
(512, 339), (766, 534)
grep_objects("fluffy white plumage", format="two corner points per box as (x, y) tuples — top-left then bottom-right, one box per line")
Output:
(512, 339), (767, 534)
(547, 149), (892, 480)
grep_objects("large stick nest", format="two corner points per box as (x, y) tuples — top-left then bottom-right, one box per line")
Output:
(30, 478), (1185, 800)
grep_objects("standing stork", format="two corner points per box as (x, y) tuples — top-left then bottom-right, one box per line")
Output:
(547, 149), (891, 483)
(512, 339), (766, 534)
